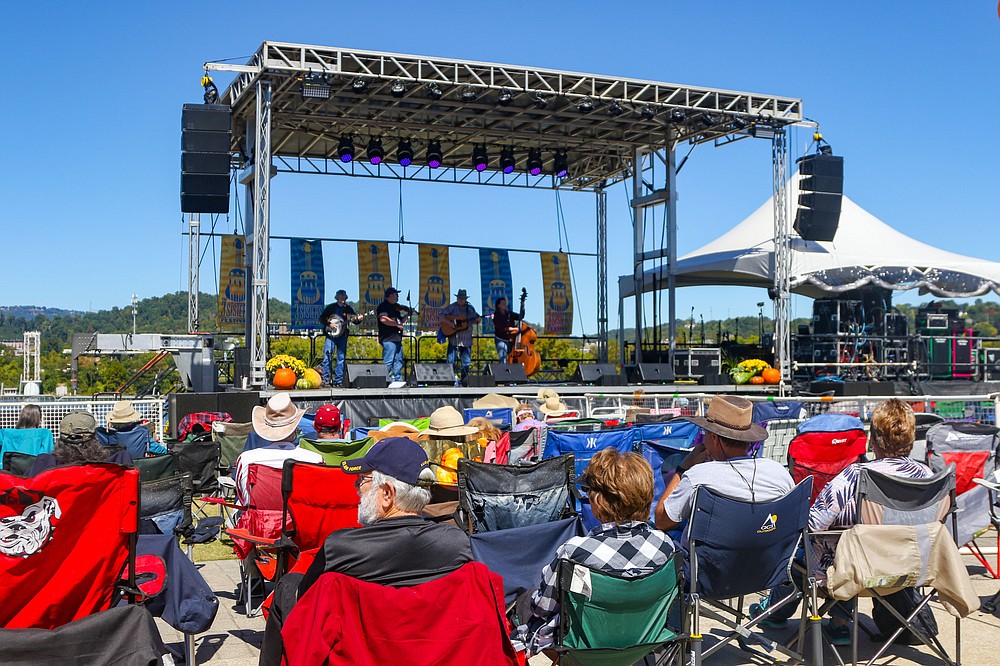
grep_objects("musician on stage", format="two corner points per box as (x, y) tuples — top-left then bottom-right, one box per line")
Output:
(490, 295), (521, 363)
(319, 289), (362, 387)
(376, 287), (408, 383)
(440, 289), (481, 384)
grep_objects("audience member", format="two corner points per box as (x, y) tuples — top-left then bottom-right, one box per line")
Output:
(27, 411), (131, 476)
(467, 416), (506, 463)
(298, 404), (375, 466)
(15, 404), (42, 429)
(100, 400), (169, 455)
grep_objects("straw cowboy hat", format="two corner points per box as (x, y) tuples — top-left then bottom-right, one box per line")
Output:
(252, 392), (306, 442)
(472, 393), (520, 410)
(420, 406), (478, 438)
(536, 387), (560, 402)
(538, 395), (571, 416)
(370, 421), (422, 442)
(108, 400), (143, 425)
(685, 395), (767, 442)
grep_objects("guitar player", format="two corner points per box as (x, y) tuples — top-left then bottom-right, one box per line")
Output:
(439, 289), (481, 385)
(319, 289), (363, 387)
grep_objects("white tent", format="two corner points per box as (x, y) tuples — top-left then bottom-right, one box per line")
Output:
(619, 175), (1000, 300)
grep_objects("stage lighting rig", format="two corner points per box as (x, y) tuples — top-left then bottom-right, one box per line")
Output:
(730, 115), (749, 130)
(751, 121), (776, 139)
(338, 136), (355, 163)
(531, 92), (548, 109)
(640, 104), (657, 120)
(700, 112), (721, 127)
(396, 139), (414, 167)
(497, 88), (515, 106)
(527, 148), (543, 176)
(300, 73), (331, 100)
(460, 85), (478, 102)
(607, 99), (625, 117)
(576, 96), (595, 113)
(553, 149), (568, 178)
(426, 140), (443, 168)
(426, 83), (444, 100)
(668, 108), (687, 123)
(351, 76), (369, 93)
(472, 145), (488, 172)
(500, 146), (516, 174)
(366, 137), (385, 165)
(390, 81), (407, 98)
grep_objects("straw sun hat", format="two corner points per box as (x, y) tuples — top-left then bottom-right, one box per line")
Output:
(420, 406), (478, 438)
(252, 392), (306, 441)
(685, 395), (767, 442)
(107, 400), (143, 425)
(538, 395), (571, 416)
(472, 393), (520, 410)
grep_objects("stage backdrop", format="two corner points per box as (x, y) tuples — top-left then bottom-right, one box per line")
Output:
(418, 244), (450, 331)
(479, 249), (513, 336)
(217, 234), (246, 332)
(357, 242), (393, 323)
(290, 239), (325, 329)
(541, 251), (573, 335)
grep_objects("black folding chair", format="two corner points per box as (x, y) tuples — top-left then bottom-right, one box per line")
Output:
(133, 453), (178, 482)
(2, 451), (37, 476)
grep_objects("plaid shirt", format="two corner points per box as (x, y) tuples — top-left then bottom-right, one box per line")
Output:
(177, 411), (232, 441)
(511, 521), (674, 655)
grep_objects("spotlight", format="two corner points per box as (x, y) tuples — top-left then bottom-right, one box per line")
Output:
(576, 96), (595, 113)
(472, 144), (488, 172)
(300, 73), (330, 100)
(532, 92), (548, 109)
(390, 81), (407, 98)
(426, 140), (443, 168)
(426, 83), (443, 100)
(396, 138), (414, 167)
(527, 148), (543, 176)
(460, 85), (478, 102)
(700, 112), (721, 127)
(553, 149), (568, 178)
(366, 137), (385, 165)
(730, 115), (749, 130)
(607, 99), (625, 117)
(351, 76), (368, 93)
(500, 146), (515, 174)
(751, 122), (776, 140)
(668, 108), (687, 123)
(497, 88), (515, 106)
(640, 104), (657, 120)
(337, 135), (355, 163)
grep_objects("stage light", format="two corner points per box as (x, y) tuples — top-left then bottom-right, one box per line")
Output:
(607, 99), (625, 117)
(668, 109), (687, 123)
(527, 148), (543, 176)
(426, 140), (443, 168)
(300, 73), (331, 100)
(426, 83), (443, 100)
(472, 145), (488, 172)
(390, 81), (407, 98)
(396, 138), (413, 167)
(500, 146), (515, 174)
(640, 104), (657, 120)
(366, 137), (385, 165)
(577, 96), (595, 113)
(460, 85), (478, 102)
(497, 88), (515, 106)
(532, 92), (548, 109)
(338, 135), (355, 163)
(553, 149), (568, 178)
(751, 122), (776, 139)
(700, 112), (721, 127)
(730, 115), (749, 130)
(351, 77), (369, 93)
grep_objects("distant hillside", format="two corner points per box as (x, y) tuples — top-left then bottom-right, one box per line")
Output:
(0, 305), (85, 320)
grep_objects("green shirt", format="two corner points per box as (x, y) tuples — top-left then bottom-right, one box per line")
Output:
(298, 437), (377, 466)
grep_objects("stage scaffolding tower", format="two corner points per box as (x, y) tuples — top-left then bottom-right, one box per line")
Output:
(244, 80), (272, 389)
(772, 131), (791, 389)
(187, 213), (200, 332)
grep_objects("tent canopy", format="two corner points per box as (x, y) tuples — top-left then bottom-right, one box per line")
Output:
(619, 175), (1000, 300)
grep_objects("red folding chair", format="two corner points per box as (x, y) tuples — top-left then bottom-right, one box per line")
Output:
(787, 413), (867, 504)
(280, 459), (361, 557)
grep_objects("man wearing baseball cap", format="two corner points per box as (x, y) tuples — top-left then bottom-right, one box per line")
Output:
(260, 436), (471, 665)
(298, 404), (376, 466)
(376, 287), (409, 383)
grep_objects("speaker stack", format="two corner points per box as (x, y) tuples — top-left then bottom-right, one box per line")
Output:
(181, 104), (232, 214)
(793, 153), (843, 242)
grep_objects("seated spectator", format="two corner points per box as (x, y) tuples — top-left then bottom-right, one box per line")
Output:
(298, 404), (375, 466)
(419, 406), (480, 465)
(233, 393), (322, 504)
(467, 416), (507, 464)
(27, 412), (132, 476)
(654, 394), (794, 534)
(0, 404), (55, 458)
(16, 404), (43, 430)
(259, 437), (472, 665)
(512, 448), (675, 656)
(99, 400), (168, 455)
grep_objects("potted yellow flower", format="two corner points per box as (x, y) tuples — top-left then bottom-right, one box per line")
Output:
(266, 354), (307, 390)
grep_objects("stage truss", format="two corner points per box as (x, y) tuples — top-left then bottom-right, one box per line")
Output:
(199, 41), (805, 388)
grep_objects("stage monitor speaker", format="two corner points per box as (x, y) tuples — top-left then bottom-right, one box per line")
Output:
(411, 363), (457, 386)
(984, 349), (1000, 382)
(574, 363), (625, 386)
(486, 363), (528, 384)
(793, 153), (843, 242)
(466, 374), (496, 388)
(626, 363), (675, 384)
(345, 363), (387, 388)
(181, 103), (232, 214)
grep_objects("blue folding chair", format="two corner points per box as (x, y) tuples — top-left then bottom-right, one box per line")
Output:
(685, 479), (820, 666)
(544, 428), (634, 530)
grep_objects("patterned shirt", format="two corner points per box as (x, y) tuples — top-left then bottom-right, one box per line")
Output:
(440, 302), (480, 348)
(511, 521), (674, 655)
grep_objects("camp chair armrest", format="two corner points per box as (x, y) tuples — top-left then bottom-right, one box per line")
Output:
(973, 477), (1000, 492)
(200, 496), (245, 511)
(224, 528), (281, 548)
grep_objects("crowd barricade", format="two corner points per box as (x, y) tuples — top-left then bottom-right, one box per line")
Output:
(0, 398), (166, 442)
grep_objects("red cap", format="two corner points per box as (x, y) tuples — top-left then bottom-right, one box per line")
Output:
(314, 404), (341, 430)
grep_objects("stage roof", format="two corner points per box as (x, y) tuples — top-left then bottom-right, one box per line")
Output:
(214, 42), (804, 191)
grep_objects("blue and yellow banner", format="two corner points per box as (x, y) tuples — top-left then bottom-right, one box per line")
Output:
(541, 252), (573, 335)
(291, 239), (325, 329)
(418, 244), (450, 331)
(217, 235), (246, 332)
(479, 249), (512, 336)
(357, 242), (393, 318)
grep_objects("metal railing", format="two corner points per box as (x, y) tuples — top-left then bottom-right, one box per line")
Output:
(0, 399), (166, 441)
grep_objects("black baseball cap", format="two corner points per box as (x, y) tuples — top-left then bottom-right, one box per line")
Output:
(384, 287), (401, 297)
(341, 437), (431, 485)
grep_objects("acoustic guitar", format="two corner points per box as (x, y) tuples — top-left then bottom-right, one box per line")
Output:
(439, 316), (471, 337)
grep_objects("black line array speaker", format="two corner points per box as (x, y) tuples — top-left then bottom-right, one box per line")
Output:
(345, 363), (387, 388)
(793, 153), (843, 242)
(626, 363), (675, 384)
(181, 104), (232, 214)
(486, 363), (528, 384)
(411, 363), (457, 386)
(574, 363), (625, 386)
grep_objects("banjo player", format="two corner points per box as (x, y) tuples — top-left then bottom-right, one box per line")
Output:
(319, 289), (364, 387)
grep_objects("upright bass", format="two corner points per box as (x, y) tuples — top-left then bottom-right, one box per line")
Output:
(508, 288), (541, 376)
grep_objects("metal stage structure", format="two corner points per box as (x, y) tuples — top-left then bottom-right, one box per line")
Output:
(195, 42), (805, 388)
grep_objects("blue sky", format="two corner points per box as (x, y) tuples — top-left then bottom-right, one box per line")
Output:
(2, 2), (998, 334)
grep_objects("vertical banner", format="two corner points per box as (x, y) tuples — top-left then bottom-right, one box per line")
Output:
(217, 235), (246, 332)
(418, 244), (450, 331)
(290, 239), (325, 329)
(479, 249), (513, 336)
(541, 252), (573, 335)
(357, 242), (393, 320)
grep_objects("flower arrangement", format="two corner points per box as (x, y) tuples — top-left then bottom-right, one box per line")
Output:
(265, 354), (307, 377)
(730, 358), (771, 385)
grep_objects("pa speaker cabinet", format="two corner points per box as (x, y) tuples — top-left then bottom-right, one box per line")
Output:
(345, 364), (387, 388)
(217, 391), (260, 424)
(181, 103), (232, 214)
(984, 349), (1000, 382)
(486, 363), (528, 384)
(167, 393), (220, 439)
(627, 363), (675, 384)
(574, 363), (625, 386)
(411, 363), (457, 386)
(927, 337), (953, 378)
(953, 337), (974, 378)
(466, 373), (496, 388)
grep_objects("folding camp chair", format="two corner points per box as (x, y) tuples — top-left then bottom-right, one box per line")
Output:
(508, 428), (541, 464)
(0, 427), (54, 459)
(279, 459), (361, 561)
(788, 414), (868, 504)
(172, 436), (228, 525)
(96, 426), (152, 460)
(976, 472), (1000, 613)
(550, 556), (683, 665)
(685, 479), (820, 666)
(212, 420), (252, 471)
(925, 421), (1000, 577)
(2, 450), (37, 476)
(132, 452), (178, 482)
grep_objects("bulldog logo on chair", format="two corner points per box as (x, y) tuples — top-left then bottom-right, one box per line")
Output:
(0, 488), (62, 558)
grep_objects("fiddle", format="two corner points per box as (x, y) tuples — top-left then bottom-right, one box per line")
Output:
(508, 287), (541, 376)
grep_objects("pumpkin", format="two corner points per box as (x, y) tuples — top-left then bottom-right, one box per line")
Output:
(437, 447), (465, 485)
(749, 375), (766, 385)
(272, 367), (298, 390)
(761, 367), (782, 384)
(303, 368), (323, 388)
(296, 378), (312, 390)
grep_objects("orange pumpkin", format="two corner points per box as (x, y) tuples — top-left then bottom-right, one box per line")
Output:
(437, 447), (465, 485)
(749, 375), (766, 385)
(761, 367), (782, 384)
(272, 367), (298, 390)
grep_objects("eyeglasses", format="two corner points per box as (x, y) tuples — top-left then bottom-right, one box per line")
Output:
(355, 473), (374, 489)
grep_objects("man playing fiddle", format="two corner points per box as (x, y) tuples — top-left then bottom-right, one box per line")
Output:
(439, 289), (481, 384)
(377, 287), (409, 383)
(491, 296), (521, 363)
(319, 289), (363, 387)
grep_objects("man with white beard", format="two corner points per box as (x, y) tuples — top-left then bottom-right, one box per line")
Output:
(259, 437), (472, 666)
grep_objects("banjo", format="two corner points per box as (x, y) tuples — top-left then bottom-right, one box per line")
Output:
(325, 310), (371, 339)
